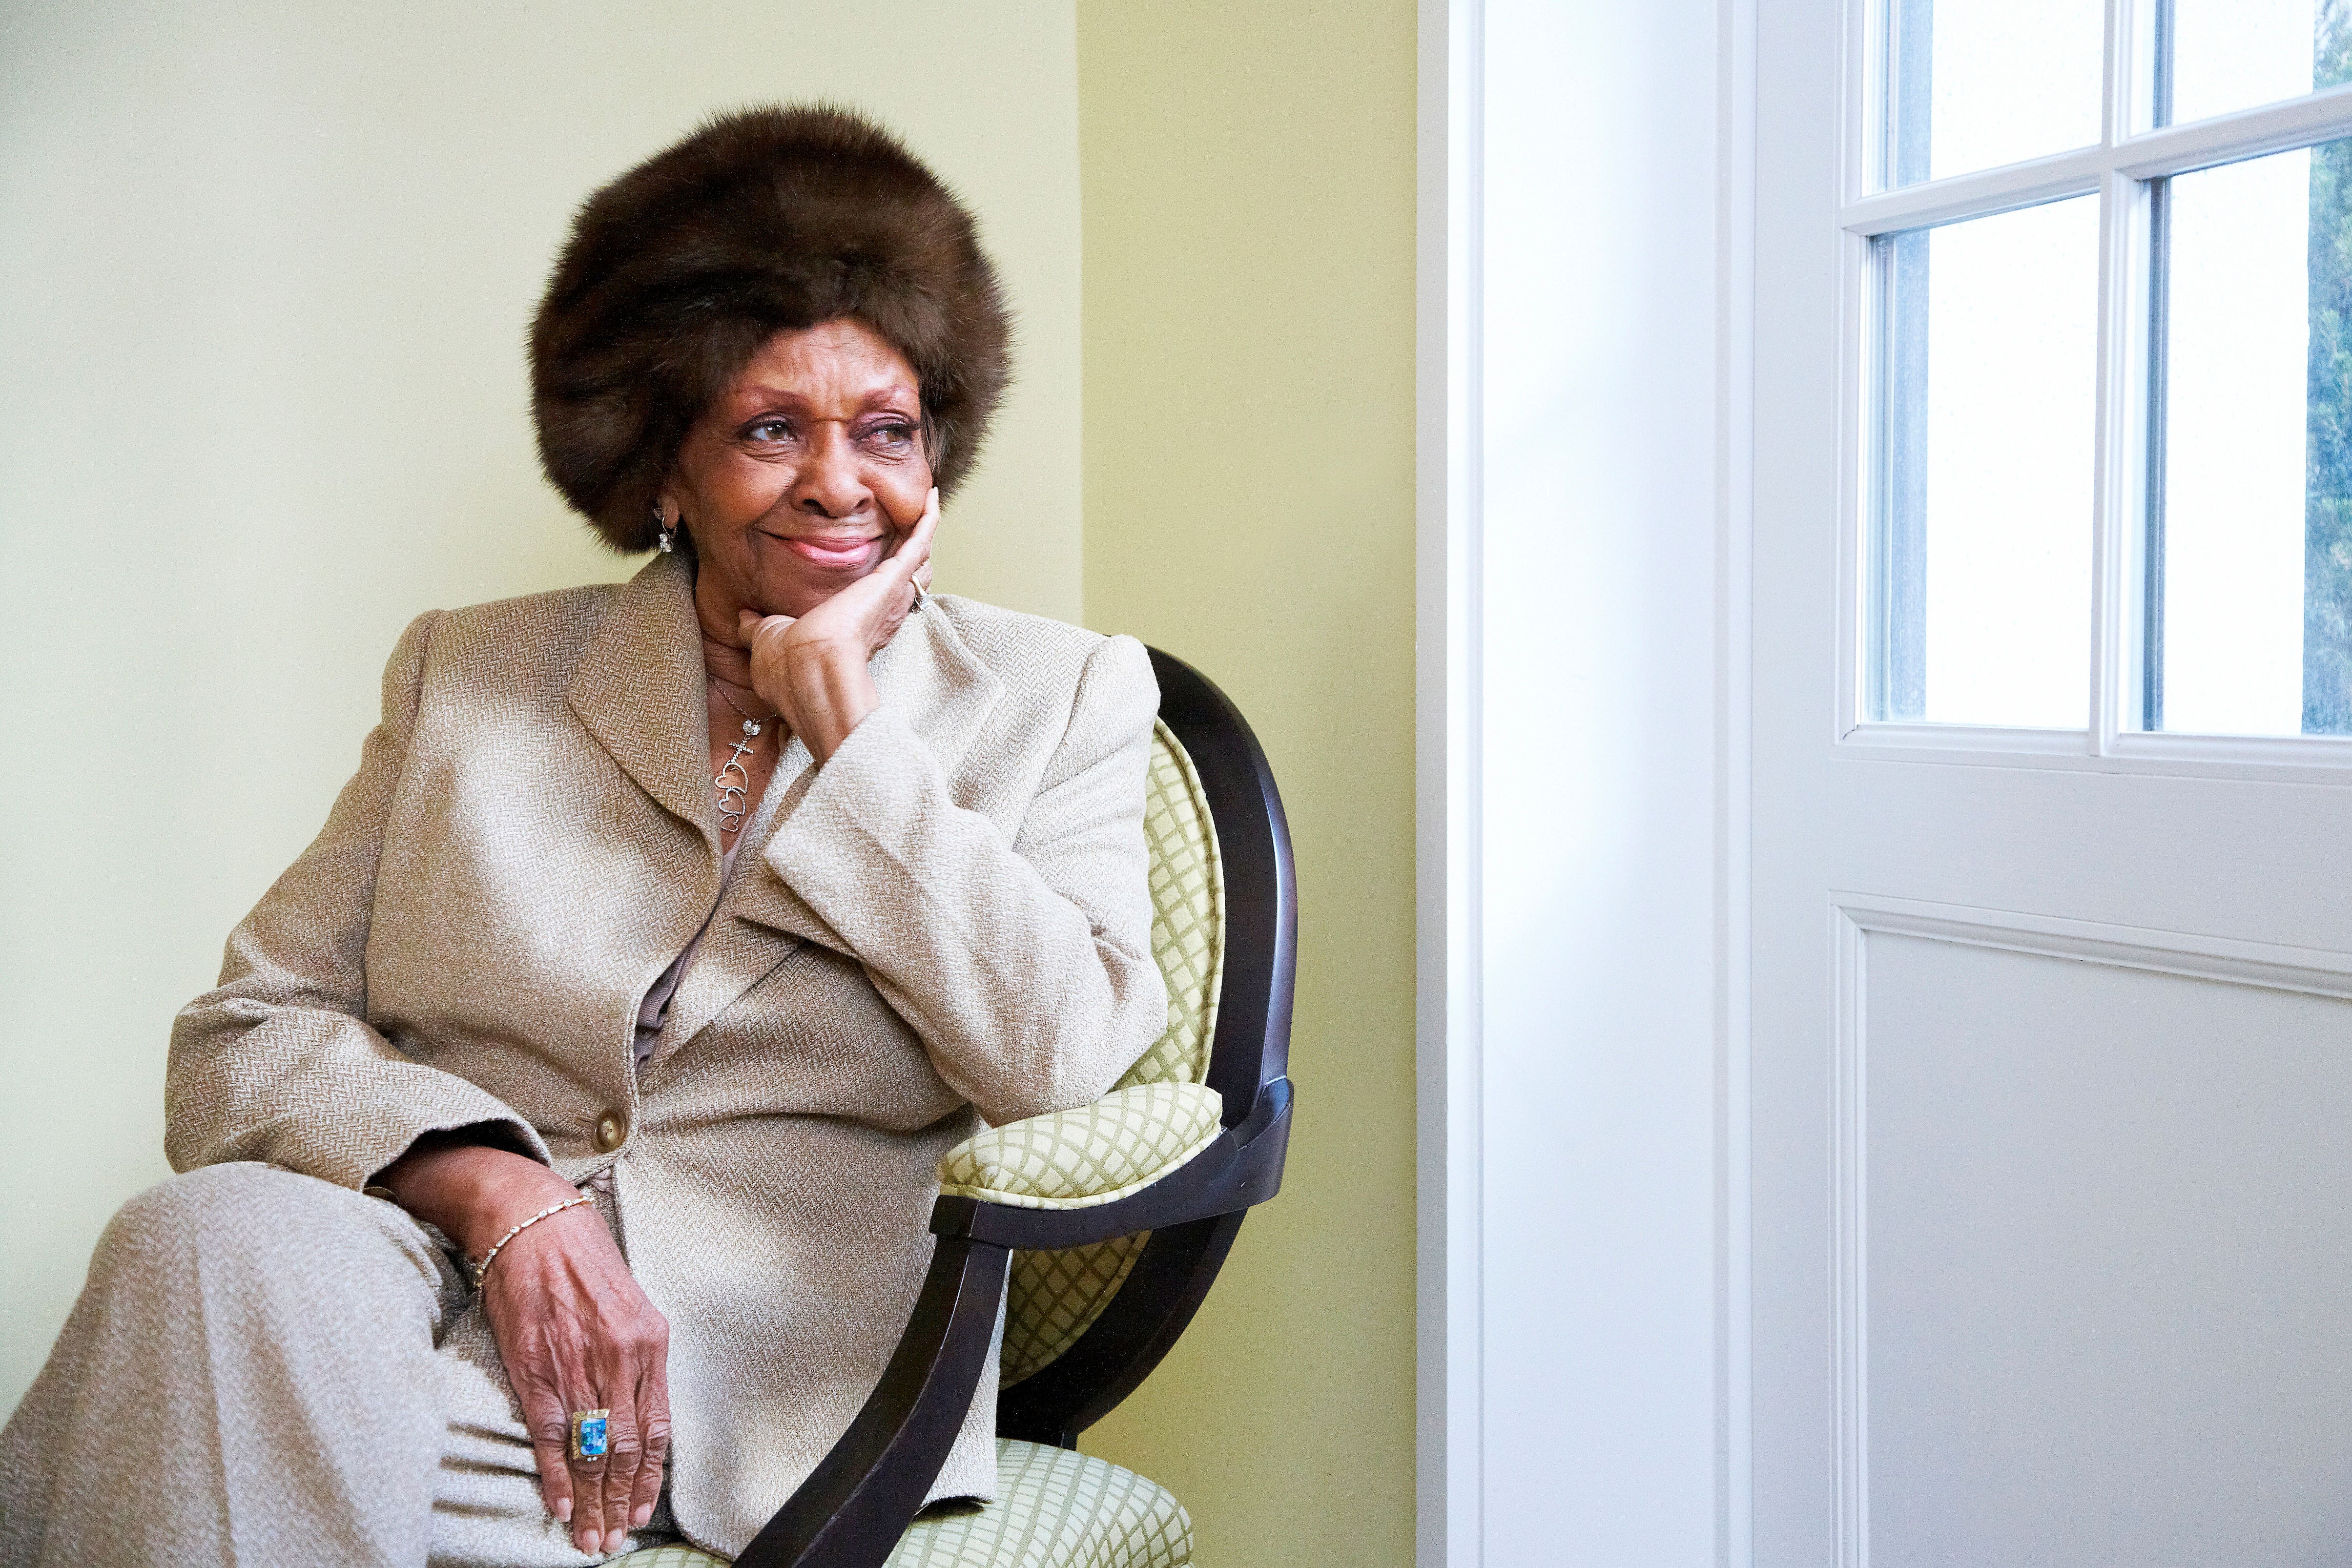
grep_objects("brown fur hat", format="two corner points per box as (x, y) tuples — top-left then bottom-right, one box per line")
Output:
(531, 104), (1011, 552)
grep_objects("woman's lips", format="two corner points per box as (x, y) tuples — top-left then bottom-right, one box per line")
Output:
(769, 533), (883, 569)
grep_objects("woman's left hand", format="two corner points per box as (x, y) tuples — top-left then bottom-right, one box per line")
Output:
(737, 487), (937, 762)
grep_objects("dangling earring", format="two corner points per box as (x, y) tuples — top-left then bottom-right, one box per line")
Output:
(654, 502), (675, 554)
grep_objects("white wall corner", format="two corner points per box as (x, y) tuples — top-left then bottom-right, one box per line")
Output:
(1416, 2), (1483, 1567)
(1418, 0), (1756, 1562)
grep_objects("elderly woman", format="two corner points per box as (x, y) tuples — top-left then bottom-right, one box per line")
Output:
(0, 107), (1166, 1567)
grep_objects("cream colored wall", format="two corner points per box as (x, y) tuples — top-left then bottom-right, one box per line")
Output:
(0, 1), (1082, 1410)
(1074, 5), (1419, 1565)
(1, 8), (1419, 1553)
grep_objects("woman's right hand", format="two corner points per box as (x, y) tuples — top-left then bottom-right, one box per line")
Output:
(735, 486), (939, 763)
(376, 1140), (671, 1557)
(479, 1195), (672, 1556)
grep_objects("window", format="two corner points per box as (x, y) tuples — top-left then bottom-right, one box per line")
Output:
(1853, 0), (2352, 747)
(1883, 0), (2106, 186)
(1869, 198), (2099, 726)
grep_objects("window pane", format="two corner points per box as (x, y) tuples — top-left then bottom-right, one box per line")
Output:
(1872, 199), (2098, 727)
(2149, 135), (2352, 735)
(1887, 0), (2105, 187)
(2165, 0), (2350, 128)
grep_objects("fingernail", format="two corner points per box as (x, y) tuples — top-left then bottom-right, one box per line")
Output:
(634, 1503), (654, 1526)
(555, 1497), (572, 1523)
(606, 1527), (628, 1552)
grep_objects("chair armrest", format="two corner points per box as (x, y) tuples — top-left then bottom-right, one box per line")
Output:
(734, 1236), (1009, 1568)
(735, 1080), (1293, 1568)
(931, 1076), (1293, 1250)
(936, 1082), (1225, 1210)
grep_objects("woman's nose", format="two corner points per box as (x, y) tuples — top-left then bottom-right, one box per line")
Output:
(791, 429), (870, 518)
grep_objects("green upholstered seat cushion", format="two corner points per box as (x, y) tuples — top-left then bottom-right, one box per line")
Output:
(938, 1082), (1222, 1210)
(608, 1542), (727, 1565)
(607, 1438), (1191, 1567)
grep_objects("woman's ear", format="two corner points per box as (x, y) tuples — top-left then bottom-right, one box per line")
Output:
(656, 471), (693, 541)
(651, 474), (690, 555)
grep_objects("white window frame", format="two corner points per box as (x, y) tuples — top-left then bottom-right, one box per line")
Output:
(1833, 0), (2352, 780)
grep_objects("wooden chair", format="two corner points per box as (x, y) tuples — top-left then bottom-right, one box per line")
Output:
(619, 647), (1297, 1568)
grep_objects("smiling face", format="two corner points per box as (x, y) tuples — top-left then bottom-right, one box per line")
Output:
(664, 317), (934, 621)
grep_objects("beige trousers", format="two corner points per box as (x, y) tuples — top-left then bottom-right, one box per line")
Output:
(0, 1163), (676, 1568)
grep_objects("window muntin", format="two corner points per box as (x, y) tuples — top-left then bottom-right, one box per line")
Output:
(1853, 0), (2352, 753)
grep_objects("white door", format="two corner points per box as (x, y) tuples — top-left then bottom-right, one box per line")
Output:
(1753, 1), (2352, 1562)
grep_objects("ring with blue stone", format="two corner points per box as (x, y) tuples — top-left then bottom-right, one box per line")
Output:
(569, 1408), (611, 1461)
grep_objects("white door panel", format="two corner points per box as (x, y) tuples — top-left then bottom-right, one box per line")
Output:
(1753, 0), (2352, 1562)
(1862, 936), (2352, 1564)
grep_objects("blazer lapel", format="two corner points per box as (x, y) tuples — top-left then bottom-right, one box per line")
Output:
(649, 602), (1007, 1067)
(567, 554), (721, 853)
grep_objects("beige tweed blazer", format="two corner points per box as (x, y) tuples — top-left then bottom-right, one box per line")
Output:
(165, 553), (1169, 1556)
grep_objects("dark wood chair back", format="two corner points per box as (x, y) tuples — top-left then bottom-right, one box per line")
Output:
(995, 646), (1298, 1447)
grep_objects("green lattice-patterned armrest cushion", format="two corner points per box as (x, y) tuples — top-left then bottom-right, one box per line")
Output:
(938, 1083), (1224, 1211)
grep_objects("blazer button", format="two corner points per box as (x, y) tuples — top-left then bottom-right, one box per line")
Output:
(594, 1113), (625, 1152)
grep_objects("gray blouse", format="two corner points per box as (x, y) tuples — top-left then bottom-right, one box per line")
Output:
(631, 762), (787, 1068)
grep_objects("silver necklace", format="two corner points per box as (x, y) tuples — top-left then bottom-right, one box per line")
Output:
(711, 683), (778, 835)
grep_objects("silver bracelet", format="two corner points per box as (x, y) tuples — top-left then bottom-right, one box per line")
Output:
(470, 1194), (595, 1287)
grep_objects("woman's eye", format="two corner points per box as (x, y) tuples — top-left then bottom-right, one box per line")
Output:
(745, 419), (792, 443)
(867, 423), (915, 449)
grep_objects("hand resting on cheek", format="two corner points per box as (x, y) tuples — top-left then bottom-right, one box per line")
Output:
(736, 486), (939, 763)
